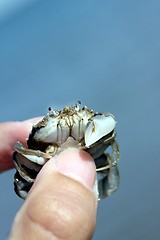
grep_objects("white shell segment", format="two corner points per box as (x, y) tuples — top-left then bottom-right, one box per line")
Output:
(71, 109), (94, 141)
(34, 117), (69, 144)
(19, 190), (28, 199)
(71, 115), (83, 141)
(57, 118), (70, 144)
(34, 117), (58, 142)
(85, 115), (116, 147)
(22, 154), (46, 165)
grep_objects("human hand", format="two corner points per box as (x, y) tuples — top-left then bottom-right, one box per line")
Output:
(0, 121), (98, 240)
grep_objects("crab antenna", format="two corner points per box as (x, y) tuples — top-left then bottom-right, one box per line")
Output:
(74, 101), (81, 111)
(48, 106), (59, 117)
(48, 106), (52, 111)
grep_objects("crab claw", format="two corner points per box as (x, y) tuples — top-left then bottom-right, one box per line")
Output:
(84, 114), (116, 147)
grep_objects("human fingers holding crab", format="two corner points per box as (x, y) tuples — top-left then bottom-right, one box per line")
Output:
(1, 103), (119, 240)
(0, 120), (98, 240)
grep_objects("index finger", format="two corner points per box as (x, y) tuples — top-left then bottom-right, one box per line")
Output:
(0, 118), (42, 172)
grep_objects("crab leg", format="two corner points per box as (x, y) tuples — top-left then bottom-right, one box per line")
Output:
(14, 142), (52, 165)
(96, 140), (120, 172)
(98, 164), (120, 200)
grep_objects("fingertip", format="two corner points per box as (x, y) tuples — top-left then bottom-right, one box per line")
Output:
(10, 148), (98, 240)
(55, 148), (97, 189)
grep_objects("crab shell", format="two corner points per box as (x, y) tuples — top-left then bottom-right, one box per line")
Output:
(13, 104), (117, 199)
(27, 106), (116, 149)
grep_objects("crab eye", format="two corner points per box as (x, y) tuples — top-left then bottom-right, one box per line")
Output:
(85, 115), (116, 147)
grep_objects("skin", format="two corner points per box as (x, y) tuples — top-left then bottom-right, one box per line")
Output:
(0, 120), (98, 240)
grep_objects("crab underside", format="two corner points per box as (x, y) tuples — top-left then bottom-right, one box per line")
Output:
(13, 103), (120, 200)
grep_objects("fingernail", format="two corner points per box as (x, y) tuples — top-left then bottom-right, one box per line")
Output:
(55, 148), (96, 190)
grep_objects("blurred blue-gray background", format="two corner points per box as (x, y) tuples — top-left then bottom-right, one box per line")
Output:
(0, 0), (160, 239)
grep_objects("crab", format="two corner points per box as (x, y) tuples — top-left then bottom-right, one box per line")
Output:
(13, 102), (120, 199)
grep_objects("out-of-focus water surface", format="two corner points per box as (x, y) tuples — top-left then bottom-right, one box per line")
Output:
(0, 0), (160, 239)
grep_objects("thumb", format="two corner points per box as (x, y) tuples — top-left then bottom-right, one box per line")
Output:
(10, 149), (98, 240)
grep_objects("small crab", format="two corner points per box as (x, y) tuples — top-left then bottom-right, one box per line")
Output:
(13, 102), (120, 199)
